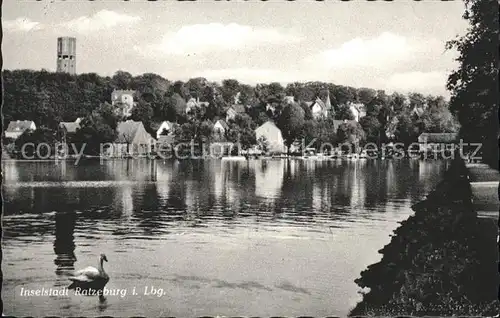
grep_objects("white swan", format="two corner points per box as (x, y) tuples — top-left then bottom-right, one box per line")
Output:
(68, 253), (109, 292)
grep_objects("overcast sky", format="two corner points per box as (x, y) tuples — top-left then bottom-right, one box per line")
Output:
(3, 1), (468, 97)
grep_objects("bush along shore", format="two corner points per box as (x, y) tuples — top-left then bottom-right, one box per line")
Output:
(349, 157), (499, 316)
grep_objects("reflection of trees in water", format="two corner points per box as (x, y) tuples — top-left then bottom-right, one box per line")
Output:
(132, 159), (449, 231)
(2, 162), (21, 200)
(53, 212), (77, 277)
(279, 160), (313, 208)
(134, 184), (166, 235)
(362, 160), (389, 208)
(272, 159), (428, 221)
(121, 160), (189, 235)
(103, 160), (154, 219)
(310, 161), (354, 210)
(105, 159), (156, 181)
(164, 162), (188, 213)
(3, 187), (35, 215)
(4, 159), (451, 240)
(254, 159), (284, 200)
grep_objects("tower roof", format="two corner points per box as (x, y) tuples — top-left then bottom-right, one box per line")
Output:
(325, 90), (331, 109)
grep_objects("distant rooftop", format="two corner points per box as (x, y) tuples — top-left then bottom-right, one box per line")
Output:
(418, 132), (459, 143)
(6, 120), (35, 132)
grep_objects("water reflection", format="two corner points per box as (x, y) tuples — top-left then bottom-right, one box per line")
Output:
(54, 212), (77, 278)
(2, 159), (450, 317)
(2, 159), (448, 223)
(254, 159), (284, 200)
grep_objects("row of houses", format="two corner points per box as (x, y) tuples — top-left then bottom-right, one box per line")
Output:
(3, 117), (460, 156)
(3, 116), (284, 156)
(88, 88), (369, 133)
(3, 89), (455, 157)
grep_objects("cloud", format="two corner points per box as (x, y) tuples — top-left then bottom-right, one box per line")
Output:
(135, 23), (301, 57)
(298, 32), (451, 95)
(3, 18), (43, 32)
(305, 32), (424, 71)
(383, 71), (449, 96)
(61, 10), (141, 33)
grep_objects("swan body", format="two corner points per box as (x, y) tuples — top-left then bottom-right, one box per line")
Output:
(68, 254), (109, 292)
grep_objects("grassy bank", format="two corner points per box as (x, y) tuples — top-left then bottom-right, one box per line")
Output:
(349, 158), (499, 316)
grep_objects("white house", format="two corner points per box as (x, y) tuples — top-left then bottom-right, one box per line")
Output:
(154, 121), (174, 139)
(186, 97), (209, 114)
(349, 103), (367, 122)
(214, 119), (229, 135)
(111, 90), (136, 117)
(284, 96), (295, 104)
(226, 104), (246, 122)
(58, 118), (82, 143)
(412, 106), (425, 118)
(418, 133), (458, 153)
(5, 120), (37, 139)
(309, 91), (332, 119)
(255, 121), (286, 154)
(104, 120), (154, 157)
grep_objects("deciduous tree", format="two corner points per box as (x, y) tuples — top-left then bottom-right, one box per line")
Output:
(446, 0), (499, 168)
(278, 102), (305, 154)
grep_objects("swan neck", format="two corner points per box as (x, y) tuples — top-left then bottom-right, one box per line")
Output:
(99, 258), (105, 273)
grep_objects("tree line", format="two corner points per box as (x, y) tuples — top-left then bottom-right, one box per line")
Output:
(2, 69), (460, 155)
(445, 0), (498, 168)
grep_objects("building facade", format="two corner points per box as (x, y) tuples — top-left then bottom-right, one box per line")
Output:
(348, 103), (367, 122)
(5, 120), (37, 140)
(154, 121), (174, 139)
(255, 121), (286, 154)
(103, 120), (154, 157)
(418, 132), (459, 153)
(186, 97), (210, 114)
(309, 91), (332, 119)
(111, 90), (136, 117)
(56, 37), (76, 75)
(226, 104), (246, 122)
(58, 118), (82, 144)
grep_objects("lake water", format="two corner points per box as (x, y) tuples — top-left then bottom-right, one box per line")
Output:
(2, 158), (449, 317)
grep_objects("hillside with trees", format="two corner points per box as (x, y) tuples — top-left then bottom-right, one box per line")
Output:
(2, 69), (460, 155)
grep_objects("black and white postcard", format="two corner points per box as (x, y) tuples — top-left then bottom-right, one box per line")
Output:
(2, 0), (498, 317)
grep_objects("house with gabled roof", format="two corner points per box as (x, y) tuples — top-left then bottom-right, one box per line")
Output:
(151, 121), (175, 139)
(58, 118), (82, 143)
(103, 120), (154, 157)
(155, 134), (176, 156)
(309, 91), (332, 119)
(412, 106), (425, 119)
(349, 103), (367, 122)
(186, 97), (210, 114)
(255, 121), (286, 154)
(226, 104), (246, 121)
(111, 90), (136, 117)
(284, 96), (295, 104)
(418, 132), (459, 153)
(212, 119), (229, 142)
(214, 119), (229, 134)
(385, 116), (399, 140)
(5, 120), (36, 140)
(332, 119), (350, 133)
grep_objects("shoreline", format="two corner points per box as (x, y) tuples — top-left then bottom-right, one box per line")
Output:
(2, 156), (454, 163)
(349, 158), (499, 316)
